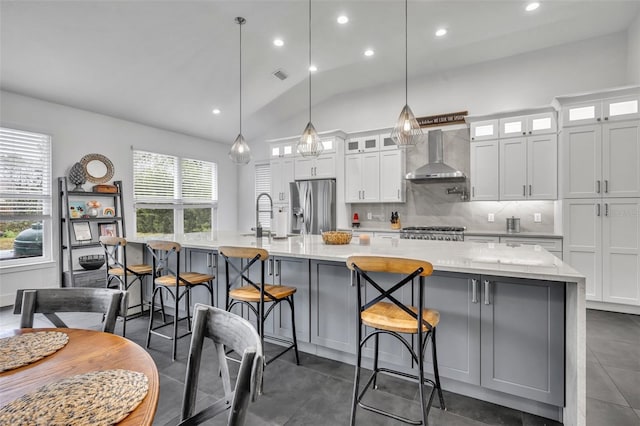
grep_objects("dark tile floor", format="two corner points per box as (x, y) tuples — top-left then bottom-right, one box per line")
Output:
(2, 308), (639, 425)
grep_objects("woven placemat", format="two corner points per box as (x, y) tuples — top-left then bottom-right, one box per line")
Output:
(0, 369), (149, 425)
(0, 331), (69, 372)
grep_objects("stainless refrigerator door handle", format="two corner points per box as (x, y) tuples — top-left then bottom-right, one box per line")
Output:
(484, 280), (491, 305)
(471, 279), (478, 303)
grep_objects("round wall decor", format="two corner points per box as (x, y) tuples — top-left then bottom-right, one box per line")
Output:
(80, 153), (114, 184)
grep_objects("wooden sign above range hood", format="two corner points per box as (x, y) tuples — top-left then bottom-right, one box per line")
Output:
(417, 111), (468, 128)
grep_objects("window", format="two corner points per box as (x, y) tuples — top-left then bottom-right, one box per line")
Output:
(133, 150), (217, 236)
(0, 127), (52, 264)
(255, 162), (271, 228)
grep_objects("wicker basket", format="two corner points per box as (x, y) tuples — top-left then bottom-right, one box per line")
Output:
(322, 231), (352, 245)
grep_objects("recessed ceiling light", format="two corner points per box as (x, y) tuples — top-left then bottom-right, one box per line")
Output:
(273, 38), (284, 47)
(309, 65), (317, 72)
(435, 28), (447, 37)
(212, 108), (221, 115)
(337, 15), (349, 24)
(525, 2), (540, 12)
(364, 49), (375, 57)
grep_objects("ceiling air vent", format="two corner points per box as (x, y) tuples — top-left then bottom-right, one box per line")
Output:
(272, 69), (288, 81)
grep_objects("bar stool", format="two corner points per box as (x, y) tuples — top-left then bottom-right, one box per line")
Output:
(146, 240), (215, 361)
(100, 236), (152, 337)
(219, 246), (299, 365)
(346, 255), (445, 425)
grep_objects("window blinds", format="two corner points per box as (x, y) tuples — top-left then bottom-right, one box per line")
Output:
(255, 163), (271, 228)
(182, 158), (218, 203)
(0, 127), (51, 219)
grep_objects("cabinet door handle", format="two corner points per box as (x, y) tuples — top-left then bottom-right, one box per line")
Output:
(605, 180), (609, 193)
(596, 203), (601, 217)
(362, 190), (365, 199)
(597, 117), (602, 122)
(605, 203), (609, 217)
(397, 189), (400, 199)
(276, 259), (281, 277)
(472, 186), (475, 197)
(350, 270), (355, 287)
(268, 258), (273, 276)
(604, 116), (609, 121)
(484, 280), (491, 305)
(471, 279), (478, 303)
(596, 180), (601, 194)
(523, 185), (526, 196)
(529, 185), (532, 196)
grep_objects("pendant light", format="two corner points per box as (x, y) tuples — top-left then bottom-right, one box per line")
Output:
(296, 0), (324, 157)
(390, 0), (424, 147)
(229, 17), (251, 165)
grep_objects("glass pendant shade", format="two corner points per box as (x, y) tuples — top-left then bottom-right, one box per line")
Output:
(297, 121), (324, 157)
(391, 104), (424, 147)
(229, 133), (251, 164)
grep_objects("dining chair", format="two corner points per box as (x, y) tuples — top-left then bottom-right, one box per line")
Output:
(100, 235), (152, 336)
(146, 240), (215, 361)
(13, 287), (126, 334)
(179, 304), (263, 426)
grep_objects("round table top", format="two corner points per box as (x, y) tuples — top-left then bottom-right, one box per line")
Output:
(0, 328), (159, 425)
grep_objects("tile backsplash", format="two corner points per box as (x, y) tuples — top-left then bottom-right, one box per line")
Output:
(348, 127), (557, 233)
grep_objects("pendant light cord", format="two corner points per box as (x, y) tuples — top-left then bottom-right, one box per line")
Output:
(239, 18), (243, 135)
(308, 0), (312, 123)
(405, 0), (408, 106)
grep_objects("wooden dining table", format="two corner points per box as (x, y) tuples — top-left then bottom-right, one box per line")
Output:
(0, 328), (159, 425)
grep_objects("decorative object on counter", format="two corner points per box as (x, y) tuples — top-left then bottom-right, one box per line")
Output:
(228, 17), (251, 165)
(322, 231), (352, 245)
(352, 212), (360, 228)
(68, 162), (87, 191)
(390, 211), (401, 230)
(358, 233), (370, 245)
(93, 184), (118, 193)
(506, 216), (521, 234)
(80, 153), (114, 184)
(72, 222), (92, 242)
(78, 254), (105, 270)
(296, 0), (324, 158)
(68, 201), (86, 218)
(86, 200), (101, 217)
(102, 207), (115, 217)
(390, 0), (424, 148)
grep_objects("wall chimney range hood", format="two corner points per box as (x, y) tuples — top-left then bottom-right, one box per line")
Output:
(405, 129), (466, 182)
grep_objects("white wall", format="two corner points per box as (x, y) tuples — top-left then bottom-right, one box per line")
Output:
(629, 13), (640, 84)
(0, 90), (238, 306)
(238, 32), (629, 231)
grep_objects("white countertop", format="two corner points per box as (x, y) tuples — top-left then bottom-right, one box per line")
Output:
(465, 230), (563, 239)
(131, 232), (583, 284)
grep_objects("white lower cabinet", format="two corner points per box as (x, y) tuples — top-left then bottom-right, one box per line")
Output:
(564, 198), (640, 305)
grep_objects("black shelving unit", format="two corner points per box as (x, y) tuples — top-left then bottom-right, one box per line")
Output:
(58, 177), (125, 287)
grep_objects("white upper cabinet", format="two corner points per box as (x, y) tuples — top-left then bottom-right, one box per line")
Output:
(560, 93), (639, 127)
(500, 112), (557, 139)
(499, 138), (527, 200)
(295, 153), (337, 180)
(470, 119), (499, 142)
(271, 157), (294, 204)
(345, 152), (379, 202)
(470, 140), (499, 201)
(270, 142), (295, 158)
(379, 150), (405, 202)
(528, 134), (558, 200)
(346, 135), (379, 154)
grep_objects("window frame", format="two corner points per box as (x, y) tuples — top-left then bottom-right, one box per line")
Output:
(0, 127), (53, 268)
(132, 149), (218, 236)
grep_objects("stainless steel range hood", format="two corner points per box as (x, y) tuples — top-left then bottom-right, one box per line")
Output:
(405, 129), (466, 181)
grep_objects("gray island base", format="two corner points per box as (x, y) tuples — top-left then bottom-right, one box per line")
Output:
(131, 233), (586, 426)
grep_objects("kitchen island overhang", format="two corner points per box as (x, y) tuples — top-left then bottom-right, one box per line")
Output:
(131, 233), (585, 426)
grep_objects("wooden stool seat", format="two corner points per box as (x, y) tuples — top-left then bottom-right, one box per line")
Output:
(229, 284), (296, 302)
(108, 264), (153, 276)
(155, 272), (215, 286)
(362, 302), (440, 334)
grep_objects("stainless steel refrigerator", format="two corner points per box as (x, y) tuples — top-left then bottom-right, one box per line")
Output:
(289, 179), (336, 235)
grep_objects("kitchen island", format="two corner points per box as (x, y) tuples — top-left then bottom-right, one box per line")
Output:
(132, 232), (585, 426)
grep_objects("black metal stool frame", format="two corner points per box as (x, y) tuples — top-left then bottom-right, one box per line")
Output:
(350, 263), (445, 425)
(220, 250), (299, 366)
(146, 243), (215, 361)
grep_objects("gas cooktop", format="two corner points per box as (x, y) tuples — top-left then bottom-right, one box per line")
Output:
(400, 226), (465, 241)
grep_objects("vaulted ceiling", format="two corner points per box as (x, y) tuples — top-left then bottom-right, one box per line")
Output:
(1, 1), (639, 143)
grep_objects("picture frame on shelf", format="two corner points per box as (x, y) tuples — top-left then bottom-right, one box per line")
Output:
(69, 201), (86, 219)
(98, 223), (117, 237)
(72, 221), (92, 241)
(102, 207), (115, 217)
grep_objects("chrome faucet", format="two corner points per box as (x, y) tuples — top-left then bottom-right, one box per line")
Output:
(255, 192), (273, 238)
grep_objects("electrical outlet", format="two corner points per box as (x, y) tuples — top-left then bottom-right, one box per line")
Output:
(488, 213), (495, 222)
(534, 213), (542, 223)
(367, 212), (372, 220)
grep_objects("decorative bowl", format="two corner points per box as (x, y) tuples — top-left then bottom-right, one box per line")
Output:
(79, 254), (105, 270)
(322, 231), (352, 245)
